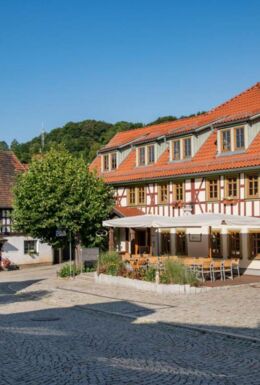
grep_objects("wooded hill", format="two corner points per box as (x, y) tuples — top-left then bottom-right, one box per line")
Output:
(7, 112), (205, 164)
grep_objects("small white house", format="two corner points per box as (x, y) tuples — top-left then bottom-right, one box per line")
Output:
(1, 235), (53, 266)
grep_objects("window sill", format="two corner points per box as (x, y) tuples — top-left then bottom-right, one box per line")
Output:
(170, 158), (191, 163)
(245, 196), (259, 200)
(217, 149), (246, 157)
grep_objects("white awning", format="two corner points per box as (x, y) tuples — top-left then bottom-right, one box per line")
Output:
(103, 213), (260, 228)
(103, 215), (176, 229)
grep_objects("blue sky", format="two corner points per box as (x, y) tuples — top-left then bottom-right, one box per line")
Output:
(0, 0), (259, 144)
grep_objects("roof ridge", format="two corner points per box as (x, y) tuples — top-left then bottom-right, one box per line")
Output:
(209, 82), (260, 114)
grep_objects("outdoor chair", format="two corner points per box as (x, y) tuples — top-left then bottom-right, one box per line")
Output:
(196, 260), (214, 282)
(221, 260), (233, 280)
(231, 258), (240, 277)
(211, 260), (224, 281)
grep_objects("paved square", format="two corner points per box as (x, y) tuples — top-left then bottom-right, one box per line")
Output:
(0, 266), (259, 385)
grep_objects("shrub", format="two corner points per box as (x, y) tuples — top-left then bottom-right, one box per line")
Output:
(58, 263), (81, 278)
(161, 260), (199, 286)
(143, 266), (157, 282)
(98, 251), (123, 276)
(83, 265), (96, 273)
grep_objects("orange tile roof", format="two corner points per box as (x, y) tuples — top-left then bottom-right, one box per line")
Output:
(90, 83), (260, 184)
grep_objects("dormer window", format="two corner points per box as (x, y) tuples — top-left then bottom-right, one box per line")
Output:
(172, 140), (181, 160)
(148, 145), (155, 164)
(139, 147), (146, 166)
(235, 127), (245, 150)
(102, 152), (118, 172)
(111, 153), (117, 170)
(103, 154), (109, 171)
(183, 138), (191, 159)
(171, 137), (192, 161)
(219, 126), (246, 154)
(221, 130), (231, 152)
(137, 144), (155, 166)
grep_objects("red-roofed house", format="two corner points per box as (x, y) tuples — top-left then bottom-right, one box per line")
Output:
(91, 83), (260, 274)
(0, 151), (53, 266)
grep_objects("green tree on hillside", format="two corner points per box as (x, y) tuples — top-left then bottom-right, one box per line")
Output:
(0, 141), (9, 150)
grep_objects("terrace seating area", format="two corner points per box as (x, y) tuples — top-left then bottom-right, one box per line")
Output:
(121, 253), (240, 283)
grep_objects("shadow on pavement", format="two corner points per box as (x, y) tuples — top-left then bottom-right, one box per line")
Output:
(0, 279), (50, 305)
(0, 299), (259, 385)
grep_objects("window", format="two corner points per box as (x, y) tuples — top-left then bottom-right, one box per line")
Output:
(249, 233), (260, 260)
(220, 126), (246, 154)
(137, 187), (146, 204)
(183, 138), (191, 159)
(24, 240), (37, 254)
(247, 175), (259, 198)
(211, 231), (221, 258)
(221, 130), (231, 152)
(174, 182), (183, 201)
(172, 140), (181, 160)
(111, 153), (117, 170)
(0, 209), (12, 234)
(228, 232), (241, 259)
(225, 176), (238, 198)
(138, 147), (146, 166)
(129, 187), (136, 205)
(158, 184), (168, 204)
(176, 231), (187, 255)
(235, 127), (245, 150)
(148, 145), (155, 164)
(103, 154), (109, 171)
(207, 178), (219, 201)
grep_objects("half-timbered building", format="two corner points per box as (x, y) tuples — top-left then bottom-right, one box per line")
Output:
(91, 83), (260, 275)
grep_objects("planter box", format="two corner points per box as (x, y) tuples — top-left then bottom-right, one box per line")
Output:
(94, 273), (211, 295)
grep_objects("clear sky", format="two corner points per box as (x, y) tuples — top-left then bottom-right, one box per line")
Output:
(0, 0), (259, 145)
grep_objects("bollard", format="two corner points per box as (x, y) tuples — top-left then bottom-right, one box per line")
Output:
(155, 270), (160, 284)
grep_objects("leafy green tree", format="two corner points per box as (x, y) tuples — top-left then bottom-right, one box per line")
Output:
(12, 147), (114, 248)
(0, 141), (9, 150)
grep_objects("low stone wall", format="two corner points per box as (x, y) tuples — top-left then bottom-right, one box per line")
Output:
(94, 273), (211, 294)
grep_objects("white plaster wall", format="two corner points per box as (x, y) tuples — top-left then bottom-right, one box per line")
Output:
(2, 235), (53, 265)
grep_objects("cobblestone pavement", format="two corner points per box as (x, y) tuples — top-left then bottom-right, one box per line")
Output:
(0, 266), (260, 385)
